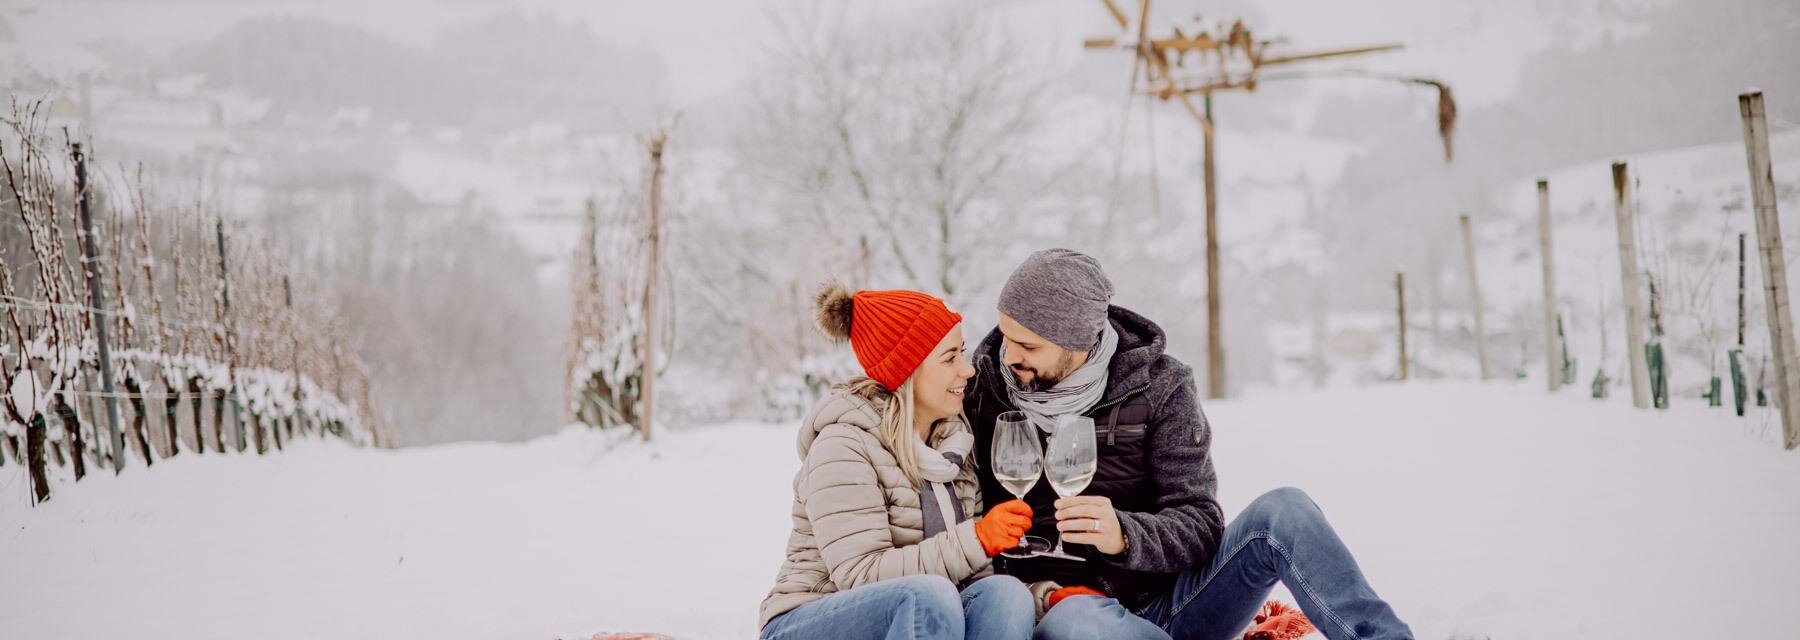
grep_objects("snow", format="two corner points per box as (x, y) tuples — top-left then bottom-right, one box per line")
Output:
(1255, 125), (1800, 390)
(8, 371), (38, 423)
(4, 382), (1796, 639)
(1481, 128), (1800, 391)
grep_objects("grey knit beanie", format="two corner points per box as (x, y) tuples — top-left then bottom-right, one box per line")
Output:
(997, 248), (1114, 351)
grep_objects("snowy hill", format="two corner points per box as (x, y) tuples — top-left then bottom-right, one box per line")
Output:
(1482, 127), (1800, 392)
(1259, 126), (1800, 393)
(4, 382), (1796, 639)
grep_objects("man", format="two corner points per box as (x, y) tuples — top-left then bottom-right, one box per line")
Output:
(964, 249), (1411, 640)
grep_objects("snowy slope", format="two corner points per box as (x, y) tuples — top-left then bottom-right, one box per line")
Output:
(1263, 127), (1800, 392)
(1481, 127), (1800, 392)
(4, 382), (1797, 639)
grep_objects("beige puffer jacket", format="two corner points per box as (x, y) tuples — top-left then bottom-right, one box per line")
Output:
(758, 387), (992, 629)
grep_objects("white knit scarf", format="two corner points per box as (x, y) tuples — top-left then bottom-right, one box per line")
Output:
(1002, 322), (1118, 433)
(916, 427), (972, 536)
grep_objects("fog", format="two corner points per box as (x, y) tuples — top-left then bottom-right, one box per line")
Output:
(4, 0), (1795, 445)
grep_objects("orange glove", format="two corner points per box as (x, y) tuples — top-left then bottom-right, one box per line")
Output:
(1242, 600), (1315, 640)
(973, 499), (1034, 557)
(1046, 585), (1105, 610)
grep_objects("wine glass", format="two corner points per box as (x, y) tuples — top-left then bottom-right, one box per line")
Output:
(990, 411), (1050, 558)
(1042, 414), (1097, 561)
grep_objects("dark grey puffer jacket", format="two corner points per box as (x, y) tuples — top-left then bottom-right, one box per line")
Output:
(965, 305), (1225, 609)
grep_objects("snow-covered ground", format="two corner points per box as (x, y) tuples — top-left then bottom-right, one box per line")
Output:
(4, 381), (1798, 639)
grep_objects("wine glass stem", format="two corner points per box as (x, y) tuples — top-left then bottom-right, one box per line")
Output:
(1010, 490), (1026, 554)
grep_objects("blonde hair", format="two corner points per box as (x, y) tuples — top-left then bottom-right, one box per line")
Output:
(841, 373), (970, 488)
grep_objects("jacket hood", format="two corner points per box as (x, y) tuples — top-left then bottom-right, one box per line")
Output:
(797, 387), (884, 459)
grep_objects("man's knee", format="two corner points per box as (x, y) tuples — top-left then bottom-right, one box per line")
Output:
(1035, 595), (1147, 640)
(1242, 486), (1323, 529)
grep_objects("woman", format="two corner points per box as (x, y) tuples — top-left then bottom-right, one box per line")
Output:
(759, 282), (1037, 640)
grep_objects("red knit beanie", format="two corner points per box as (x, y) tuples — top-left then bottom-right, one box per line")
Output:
(814, 282), (962, 391)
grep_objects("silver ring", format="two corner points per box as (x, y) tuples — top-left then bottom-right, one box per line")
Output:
(1091, 519), (1101, 532)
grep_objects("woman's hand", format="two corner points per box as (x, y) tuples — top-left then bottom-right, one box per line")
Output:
(974, 499), (1034, 557)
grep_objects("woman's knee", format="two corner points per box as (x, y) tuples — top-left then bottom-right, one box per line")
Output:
(890, 574), (963, 618)
(963, 575), (1034, 638)
(963, 574), (1033, 612)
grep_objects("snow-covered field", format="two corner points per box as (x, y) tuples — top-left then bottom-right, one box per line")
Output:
(4, 382), (1798, 639)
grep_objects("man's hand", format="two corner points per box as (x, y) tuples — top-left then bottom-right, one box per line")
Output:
(1046, 585), (1105, 610)
(1054, 495), (1125, 555)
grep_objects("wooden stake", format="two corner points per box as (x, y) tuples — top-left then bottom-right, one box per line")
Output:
(53, 397), (84, 478)
(1203, 94), (1224, 399)
(215, 218), (247, 451)
(1611, 162), (1652, 409)
(1310, 277), (1329, 388)
(1459, 214), (1490, 380)
(1738, 231), (1748, 350)
(27, 413), (48, 503)
(1739, 90), (1800, 449)
(73, 142), (125, 472)
(1647, 275), (1669, 409)
(286, 275), (302, 445)
(1427, 244), (1442, 362)
(1733, 232), (1748, 417)
(122, 376), (152, 466)
(188, 377), (207, 453)
(637, 130), (668, 442)
(1396, 272), (1409, 381)
(1537, 179), (1561, 390)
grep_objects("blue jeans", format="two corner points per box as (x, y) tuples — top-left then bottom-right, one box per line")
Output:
(763, 574), (1036, 640)
(1035, 487), (1412, 640)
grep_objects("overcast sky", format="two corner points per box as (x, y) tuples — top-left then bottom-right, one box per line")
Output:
(9, 0), (1678, 110)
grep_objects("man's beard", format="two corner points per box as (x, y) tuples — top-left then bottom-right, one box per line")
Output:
(1025, 376), (1059, 392)
(1016, 352), (1079, 392)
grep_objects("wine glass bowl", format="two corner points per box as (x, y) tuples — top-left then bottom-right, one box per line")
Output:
(1041, 414), (1097, 561)
(990, 411), (1046, 559)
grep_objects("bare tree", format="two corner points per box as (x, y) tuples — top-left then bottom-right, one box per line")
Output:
(633, 4), (1081, 422)
(737, 4), (1056, 307)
